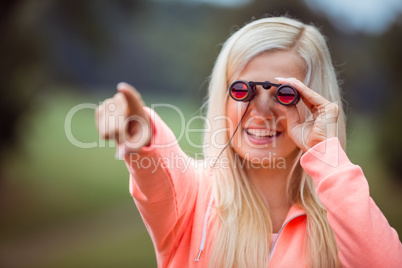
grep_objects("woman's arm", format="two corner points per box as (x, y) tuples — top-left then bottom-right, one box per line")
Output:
(301, 137), (402, 267)
(125, 107), (199, 259)
(96, 83), (199, 266)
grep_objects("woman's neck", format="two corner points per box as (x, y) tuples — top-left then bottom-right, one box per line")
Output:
(244, 151), (301, 232)
(246, 163), (291, 206)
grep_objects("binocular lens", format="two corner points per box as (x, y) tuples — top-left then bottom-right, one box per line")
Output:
(276, 86), (297, 105)
(230, 81), (249, 101)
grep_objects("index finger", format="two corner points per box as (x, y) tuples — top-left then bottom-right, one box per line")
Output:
(276, 77), (330, 112)
(117, 82), (145, 116)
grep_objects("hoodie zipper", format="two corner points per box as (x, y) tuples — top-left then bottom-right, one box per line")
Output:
(269, 213), (306, 264)
(195, 199), (305, 264)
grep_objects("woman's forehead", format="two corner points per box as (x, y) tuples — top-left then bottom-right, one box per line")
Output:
(236, 51), (305, 82)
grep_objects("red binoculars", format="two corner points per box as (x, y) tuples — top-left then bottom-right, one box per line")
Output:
(228, 80), (300, 106)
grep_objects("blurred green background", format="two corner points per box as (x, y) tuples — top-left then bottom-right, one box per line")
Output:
(1, 0), (401, 267)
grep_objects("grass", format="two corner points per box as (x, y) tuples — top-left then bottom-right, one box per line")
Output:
(1, 90), (400, 267)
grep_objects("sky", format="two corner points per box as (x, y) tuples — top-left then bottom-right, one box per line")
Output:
(155, 0), (253, 7)
(304, 0), (402, 34)
(155, 0), (402, 35)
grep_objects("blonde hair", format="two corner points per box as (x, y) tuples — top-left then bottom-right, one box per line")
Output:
(203, 17), (345, 267)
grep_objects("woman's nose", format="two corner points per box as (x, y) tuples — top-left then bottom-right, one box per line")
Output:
(249, 89), (276, 118)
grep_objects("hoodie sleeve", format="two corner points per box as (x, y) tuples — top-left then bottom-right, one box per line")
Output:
(300, 137), (402, 268)
(123, 107), (199, 265)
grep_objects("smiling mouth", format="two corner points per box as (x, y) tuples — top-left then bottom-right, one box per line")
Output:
(245, 128), (281, 139)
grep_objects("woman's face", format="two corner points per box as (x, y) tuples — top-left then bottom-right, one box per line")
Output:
(226, 50), (306, 166)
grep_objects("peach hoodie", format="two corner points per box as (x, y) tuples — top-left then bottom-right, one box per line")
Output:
(124, 108), (402, 267)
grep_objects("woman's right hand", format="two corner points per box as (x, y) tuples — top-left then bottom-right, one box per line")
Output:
(95, 82), (151, 157)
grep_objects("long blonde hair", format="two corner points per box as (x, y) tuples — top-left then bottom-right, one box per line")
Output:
(203, 17), (345, 267)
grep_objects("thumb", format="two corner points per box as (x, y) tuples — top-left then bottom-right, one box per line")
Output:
(276, 103), (302, 131)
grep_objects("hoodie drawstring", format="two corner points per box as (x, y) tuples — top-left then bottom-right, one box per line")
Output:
(195, 195), (213, 262)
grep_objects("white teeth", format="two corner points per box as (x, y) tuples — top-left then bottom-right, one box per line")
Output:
(246, 129), (278, 137)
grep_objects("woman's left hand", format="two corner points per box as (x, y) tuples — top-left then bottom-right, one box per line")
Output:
(275, 77), (340, 152)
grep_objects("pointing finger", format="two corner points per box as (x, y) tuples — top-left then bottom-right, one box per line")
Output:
(117, 82), (145, 116)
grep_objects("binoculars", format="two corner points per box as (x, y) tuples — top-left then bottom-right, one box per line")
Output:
(229, 80), (300, 106)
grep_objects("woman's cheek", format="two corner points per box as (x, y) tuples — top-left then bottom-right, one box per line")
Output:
(226, 101), (243, 133)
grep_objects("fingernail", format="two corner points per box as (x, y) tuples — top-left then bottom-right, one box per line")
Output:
(117, 82), (128, 90)
(275, 77), (285, 81)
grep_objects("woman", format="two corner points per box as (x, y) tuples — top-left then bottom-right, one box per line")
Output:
(96, 17), (402, 267)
